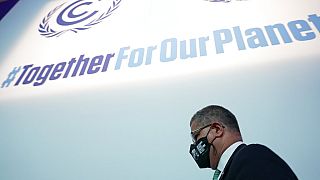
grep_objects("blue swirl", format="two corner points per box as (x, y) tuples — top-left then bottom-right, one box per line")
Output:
(56, 0), (98, 26)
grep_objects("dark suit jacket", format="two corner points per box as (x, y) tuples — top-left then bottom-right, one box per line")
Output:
(220, 144), (298, 180)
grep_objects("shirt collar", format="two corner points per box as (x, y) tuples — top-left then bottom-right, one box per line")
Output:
(216, 141), (243, 173)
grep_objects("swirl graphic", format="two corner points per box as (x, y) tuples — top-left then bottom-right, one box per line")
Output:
(57, 0), (98, 26)
(39, 0), (122, 38)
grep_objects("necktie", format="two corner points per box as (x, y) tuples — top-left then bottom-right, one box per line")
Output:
(213, 169), (221, 180)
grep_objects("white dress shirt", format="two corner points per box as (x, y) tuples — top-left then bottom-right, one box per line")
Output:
(214, 141), (243, 180)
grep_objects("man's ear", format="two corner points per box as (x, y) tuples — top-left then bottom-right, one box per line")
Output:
(211, 122), (224, 137)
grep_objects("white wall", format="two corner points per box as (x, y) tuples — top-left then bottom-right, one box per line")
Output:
(0, 0), (319, 179)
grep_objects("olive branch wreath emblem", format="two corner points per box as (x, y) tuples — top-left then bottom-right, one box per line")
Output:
(39, 0), (122, 38)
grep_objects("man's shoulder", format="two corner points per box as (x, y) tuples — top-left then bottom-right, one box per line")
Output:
(241, 143), (272, 154)
(224, 144), (298, 179)
(234, 143), (289, 166)
(233, 143), (280, 163)
(243, 143), (270, 149)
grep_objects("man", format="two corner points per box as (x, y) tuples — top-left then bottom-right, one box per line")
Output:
(189, 105), (298, 180)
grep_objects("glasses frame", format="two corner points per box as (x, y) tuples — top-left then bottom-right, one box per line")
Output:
(190, 124), (212, 143)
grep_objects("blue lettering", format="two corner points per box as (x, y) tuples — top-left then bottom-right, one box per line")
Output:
(145, 46), (157, 65)
(14, 64), (33, 86)
(160, 38), (177, 62)
(101, 53), (114, 72)
(198, 36), (209, 56)
(63, 58), (76, 78)
(129, 48), (144, 68)
(87, 55), (103, 74)
(288, 20), (316, 41)
(245, 28), (268, 48)
(50, 62), (66, 80)
(23, 66), (40, 85)
(213, 29), (233, 54)
(180, 39), (197, 59)
(308, 14), (320, 32)
(233, 26), (246, 51)
(265, 24), (293, 45)
(115, 47), (130, 70)
(34, 64), (54, 86)
(72, 54), (89, 77)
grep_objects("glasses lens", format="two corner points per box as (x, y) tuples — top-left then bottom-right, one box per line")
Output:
(191, 124), (211, 143)
(191, 133), (197, 143)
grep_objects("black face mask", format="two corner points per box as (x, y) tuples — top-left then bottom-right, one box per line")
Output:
(189, 136), (216, 169)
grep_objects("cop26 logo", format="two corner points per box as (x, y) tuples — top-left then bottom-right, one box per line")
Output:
(39, 0), (122, 38)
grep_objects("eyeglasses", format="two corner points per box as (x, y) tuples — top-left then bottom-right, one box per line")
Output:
(190, 124), (212, 143)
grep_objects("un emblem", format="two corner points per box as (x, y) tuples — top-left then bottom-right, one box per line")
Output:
(39, 0), (122, 38)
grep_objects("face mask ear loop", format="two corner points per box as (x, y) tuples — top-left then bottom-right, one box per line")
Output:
(206, 126), (216, 146)
(208, 123), (225, 146)
(209, 137), (216, 146)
